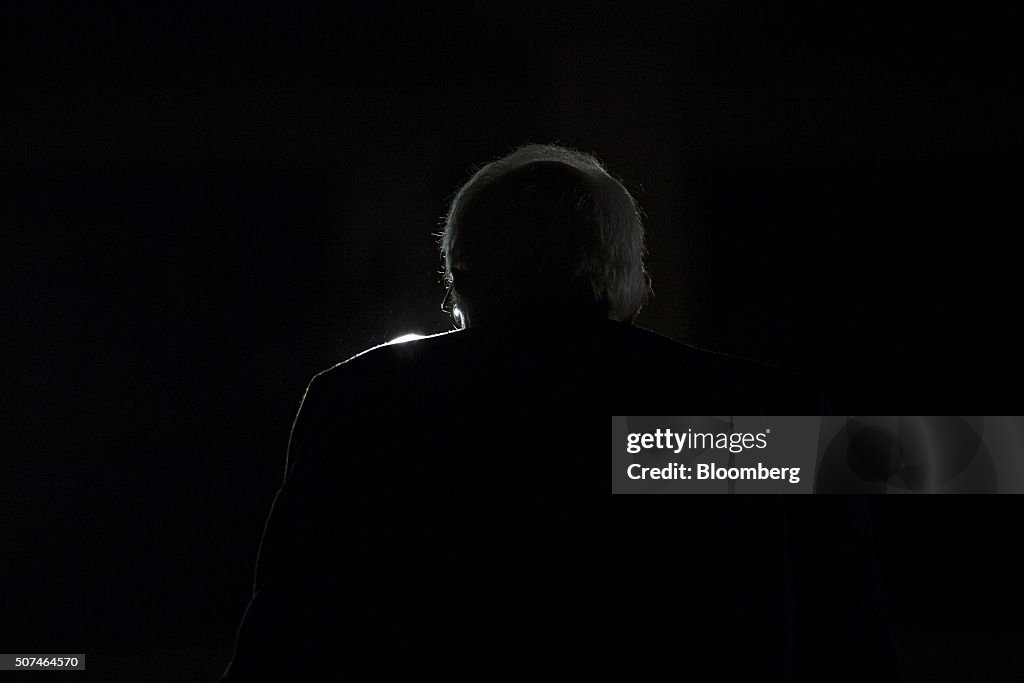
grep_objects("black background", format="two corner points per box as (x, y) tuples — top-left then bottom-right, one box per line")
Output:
(3, 2), (1022, 679)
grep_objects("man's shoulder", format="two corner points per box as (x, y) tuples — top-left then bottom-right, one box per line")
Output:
(305, 320), (826, 415)
(608, 324), (827, 414)
(306, 322), (731, 389)
(306, 329), (466, 392)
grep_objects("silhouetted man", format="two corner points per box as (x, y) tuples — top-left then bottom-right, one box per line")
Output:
(223, 145), (895, 681)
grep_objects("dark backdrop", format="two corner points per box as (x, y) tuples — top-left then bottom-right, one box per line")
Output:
(4, 3), (1022, 680)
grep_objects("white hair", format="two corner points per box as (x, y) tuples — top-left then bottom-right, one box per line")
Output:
(441, 144), (649, 324)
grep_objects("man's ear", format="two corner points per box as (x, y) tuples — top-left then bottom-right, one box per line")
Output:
(629, 272), (653, 325)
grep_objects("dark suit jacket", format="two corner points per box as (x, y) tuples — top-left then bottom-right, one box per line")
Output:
(223, 318), (896, 681)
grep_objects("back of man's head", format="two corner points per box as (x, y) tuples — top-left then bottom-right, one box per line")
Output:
(441, 144), (649, 326)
